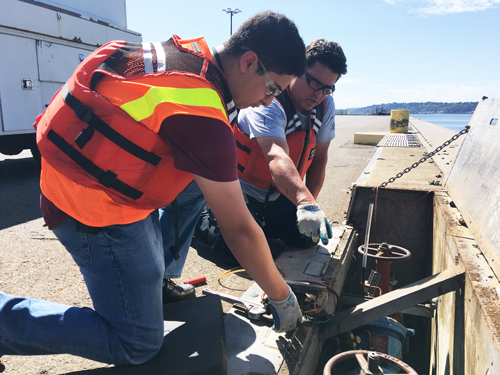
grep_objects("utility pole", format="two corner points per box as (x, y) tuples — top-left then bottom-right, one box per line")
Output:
(222, 8), (241, 35)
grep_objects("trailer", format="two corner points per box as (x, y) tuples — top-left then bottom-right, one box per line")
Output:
(0, 0), (141, 161)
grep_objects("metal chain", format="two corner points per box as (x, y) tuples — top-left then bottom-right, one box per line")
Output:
(379, 126), (470, 188)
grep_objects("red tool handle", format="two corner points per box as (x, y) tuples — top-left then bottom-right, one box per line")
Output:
(183, 276), (206, 286)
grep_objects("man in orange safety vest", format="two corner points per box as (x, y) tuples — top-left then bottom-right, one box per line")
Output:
(0, 11), (306, 367)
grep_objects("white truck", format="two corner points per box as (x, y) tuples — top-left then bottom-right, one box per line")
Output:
(0, 0), (141, 161)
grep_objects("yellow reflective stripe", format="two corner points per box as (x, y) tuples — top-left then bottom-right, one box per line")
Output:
(120, 87), (226, 122)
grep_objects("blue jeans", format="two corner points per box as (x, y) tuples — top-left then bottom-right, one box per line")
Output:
(0, 213), (165, 365)
(161, 180), (206, 278)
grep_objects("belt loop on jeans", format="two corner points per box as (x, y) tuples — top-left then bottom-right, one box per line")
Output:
(168, 199), (180, 261)
(75, 221), (101, 235)
(263, 186), (277, 209)
(245, 195), (266, 228)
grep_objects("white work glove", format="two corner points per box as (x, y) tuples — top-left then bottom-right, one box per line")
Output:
(297, 204), (333, 244)
(268, 286), (303, 333)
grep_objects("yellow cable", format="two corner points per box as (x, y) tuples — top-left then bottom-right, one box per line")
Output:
(274, 263), (287, 278)
(302, 291), (328, 315)
(217, 263), (288, 288)
(217, 266), (247, 288)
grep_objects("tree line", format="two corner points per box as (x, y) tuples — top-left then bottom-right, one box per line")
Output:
(339, 101), (478, 115)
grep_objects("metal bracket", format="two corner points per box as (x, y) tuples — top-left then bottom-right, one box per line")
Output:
(323, 265), (465, 340)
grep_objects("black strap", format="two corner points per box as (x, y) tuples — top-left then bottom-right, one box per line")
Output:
(74, 126), (95, 149)
(236, 140), (251, 154)
(62, 84), (161, 166)
(236, 140), (250, 174)
(168, 198), (180, 261)
(211, 47), (224, 73)
(48, 129), (143, 200)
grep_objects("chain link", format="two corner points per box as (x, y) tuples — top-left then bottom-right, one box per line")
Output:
(378, 126), (469, 188)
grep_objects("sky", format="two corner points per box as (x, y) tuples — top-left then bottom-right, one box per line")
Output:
(125, 0), (500, 109)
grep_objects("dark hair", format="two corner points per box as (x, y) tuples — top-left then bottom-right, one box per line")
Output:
(306, 39), (347, 79)
(224, 11), (305, 76)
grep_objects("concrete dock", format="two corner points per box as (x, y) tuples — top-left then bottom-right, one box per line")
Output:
(0, 115), (468, 374)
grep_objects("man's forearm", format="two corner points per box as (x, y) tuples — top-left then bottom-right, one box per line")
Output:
(305, 141), (330, 200)
(305, 165), (326, 200)
(195, 175), (290, 301)
(220, 221), (289, 301)
(268, 156), (316, 206)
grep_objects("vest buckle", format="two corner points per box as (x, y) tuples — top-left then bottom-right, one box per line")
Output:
(75, 102), (92, 123)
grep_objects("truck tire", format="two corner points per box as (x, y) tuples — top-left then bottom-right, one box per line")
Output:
(30, 143), (41, 166)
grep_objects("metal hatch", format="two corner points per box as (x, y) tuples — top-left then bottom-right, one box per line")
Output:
(444, 98), (500, 277)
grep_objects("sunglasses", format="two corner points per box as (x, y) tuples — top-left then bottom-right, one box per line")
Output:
(241, 46), (282, 97)
(304, 71), (335, 95)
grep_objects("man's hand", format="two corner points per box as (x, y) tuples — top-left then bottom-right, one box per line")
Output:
(268, 286), (303, 333)
(297, 204), (333, 244)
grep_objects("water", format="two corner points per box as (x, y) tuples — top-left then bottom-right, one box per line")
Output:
(410, 113), (472, 132)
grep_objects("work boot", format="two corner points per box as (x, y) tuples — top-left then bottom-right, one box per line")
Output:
(194, 208), (239, 266)
(162, 278), (195, 304)
(194, 207), (220, 248)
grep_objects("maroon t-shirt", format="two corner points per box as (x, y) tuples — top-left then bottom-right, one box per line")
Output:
(41, 114), (238, 229)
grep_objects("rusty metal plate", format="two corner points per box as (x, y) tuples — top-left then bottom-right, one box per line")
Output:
(444, 98), (500, 277)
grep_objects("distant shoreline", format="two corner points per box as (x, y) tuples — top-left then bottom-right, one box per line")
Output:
(335, 113), (472, 133)
(338, 101), (478, 116)
(335, 112), (474, 115)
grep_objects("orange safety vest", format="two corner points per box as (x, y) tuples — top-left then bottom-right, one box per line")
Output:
(234, 87), (324, 192)
(34, 36), (236, 227)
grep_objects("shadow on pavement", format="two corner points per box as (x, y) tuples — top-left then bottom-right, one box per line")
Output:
(63, 296), (228, 375)
(0, 155), (42, 229)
